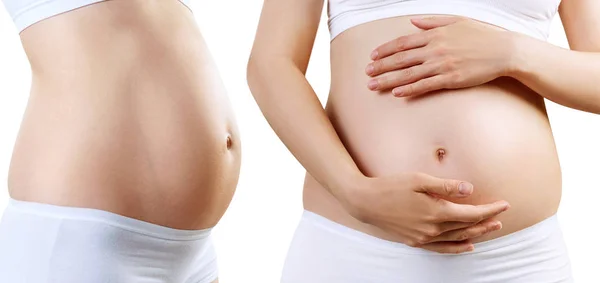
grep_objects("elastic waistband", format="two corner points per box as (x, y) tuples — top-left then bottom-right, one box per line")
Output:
(302, 210), (560, 255)
(7, 198), (212, 241)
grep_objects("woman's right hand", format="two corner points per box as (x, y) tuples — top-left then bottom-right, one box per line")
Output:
(344, 172), (510, 254)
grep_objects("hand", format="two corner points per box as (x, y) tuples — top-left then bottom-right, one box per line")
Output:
(366, 16), (518, 97)
(346, 172), (510, 254)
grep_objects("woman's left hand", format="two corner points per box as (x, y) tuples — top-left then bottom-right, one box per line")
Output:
(366, 16), (518, 97)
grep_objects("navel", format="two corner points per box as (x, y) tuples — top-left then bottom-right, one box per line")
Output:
(436, 148), (447, 162)
(226, 134), (233, 150)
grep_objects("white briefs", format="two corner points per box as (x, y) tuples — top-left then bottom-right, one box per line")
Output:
(0, 198), (218, 283)
(282, 210), (574, 283)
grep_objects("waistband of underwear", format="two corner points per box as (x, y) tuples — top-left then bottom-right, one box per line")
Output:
(302, 210), (560, 255)
(6, 198), (212, 241)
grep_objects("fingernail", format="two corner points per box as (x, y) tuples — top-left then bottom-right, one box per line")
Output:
(371, 50), (379, 60)
(392, 88), (404, 97)
(458, 182), (473, 195)
(503, 203), (511, 211)
(492, 222), (502, 230)
(467, 245), (474, 252)
(368, 80), (379, 90)
(366, 64), (375, 75)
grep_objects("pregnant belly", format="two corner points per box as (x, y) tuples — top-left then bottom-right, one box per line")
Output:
(303, 16), (562, 243)
(10, 80), (240, 230)
(8, 0), (240, 230)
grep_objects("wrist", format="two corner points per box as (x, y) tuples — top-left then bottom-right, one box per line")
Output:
(340, 177), (379, 224)
(503, 32), (533, 79)
(329, 169), (370, 219)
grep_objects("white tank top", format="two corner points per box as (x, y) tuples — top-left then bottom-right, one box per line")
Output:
(2, 0), (192, 33)
(328, 0), (562, 40)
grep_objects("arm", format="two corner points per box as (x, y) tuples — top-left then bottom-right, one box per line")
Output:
(509, 0), (600, 114)
(366, 0), (600, 114)
(247, 0), (362, 207)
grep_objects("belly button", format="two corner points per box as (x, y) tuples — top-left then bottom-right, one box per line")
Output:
(226, 134), (233, 150)
(436, 148), (446, 162)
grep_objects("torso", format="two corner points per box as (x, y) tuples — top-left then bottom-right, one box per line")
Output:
(7, 0), (240, 230)
(304, 16), (562, 243)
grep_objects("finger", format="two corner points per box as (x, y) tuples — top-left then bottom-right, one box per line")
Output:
(366, 49), (425, 77)
(412, 173), (473, 198)
(431, 219), (502, 242)
(436, 220), (475, 233)
(410, 16), (463, 30)
(368, 63), (441, 92)
(392, 75), (451, 97)
(442, 201), (510, 223)
(419, 240), (474, 254)
(371, 33), (431, 60)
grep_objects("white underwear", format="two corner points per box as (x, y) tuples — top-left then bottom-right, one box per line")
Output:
(0, 198), (218, 283)
(282, 210), (574, 283)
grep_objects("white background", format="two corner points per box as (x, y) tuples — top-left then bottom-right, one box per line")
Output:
(1, 1), (599, 282)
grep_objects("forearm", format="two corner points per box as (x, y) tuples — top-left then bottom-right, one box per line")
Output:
(247, 56), (364, 205)
(509, 34), (600, 114)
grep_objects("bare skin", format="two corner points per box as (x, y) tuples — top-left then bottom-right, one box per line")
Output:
(248, 0), (515, 254)
(367, 0), (600, 116)
(9, 3), (237, 280)
(8, 0), (239, 241)
(353, 0), (600, 247)
(304, 15), (562, 245)
(304, 17), (561, 245)
(355, 0), (600, 248)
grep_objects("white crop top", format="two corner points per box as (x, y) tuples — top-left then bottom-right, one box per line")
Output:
(2, 0), (192, 33)
(328, 0), (562, 41)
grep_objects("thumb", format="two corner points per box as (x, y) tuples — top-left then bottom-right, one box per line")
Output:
(411, 16), (463, 30)
(414, 173), (473, 197)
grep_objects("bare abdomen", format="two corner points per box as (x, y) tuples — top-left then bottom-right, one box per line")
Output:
(304, 16), (561, 243)
(8, 0), (240, 230)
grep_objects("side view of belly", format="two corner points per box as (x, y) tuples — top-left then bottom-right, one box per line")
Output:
(7, 0), (240, 230)
(304, 16), (562, 243)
